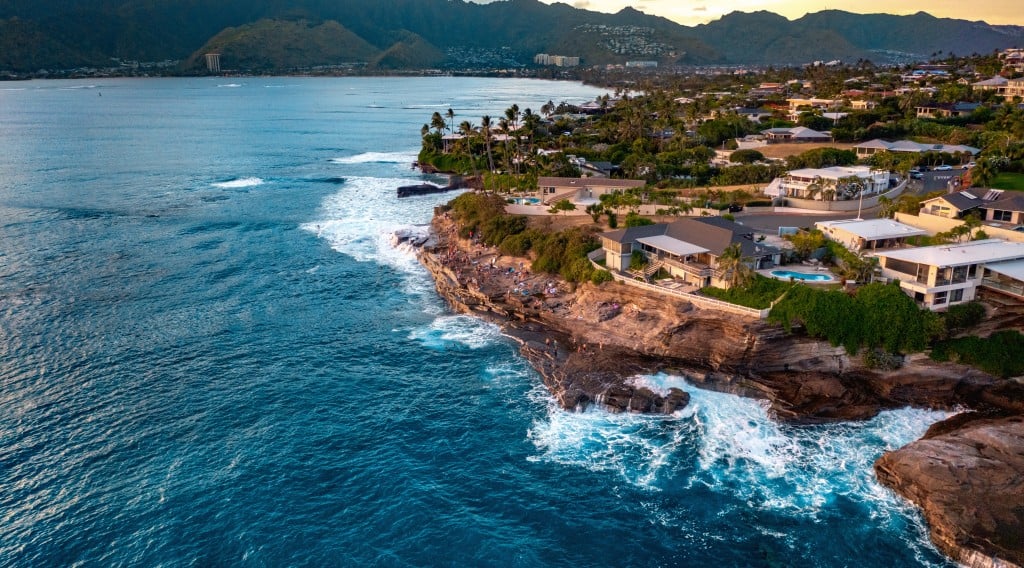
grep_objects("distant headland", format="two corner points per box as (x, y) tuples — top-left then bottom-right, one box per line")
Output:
(2, 0), (1022, 77)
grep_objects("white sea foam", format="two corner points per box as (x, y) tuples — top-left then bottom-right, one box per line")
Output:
(529, 371), (950, 533)
(212, 177), (264, 189)
(218, 83), (242, 88)
(302, 176), (466, 303)
(527, 384), (691, 489)
(330, 151), (418, 165)
(408, 315), (503, 350)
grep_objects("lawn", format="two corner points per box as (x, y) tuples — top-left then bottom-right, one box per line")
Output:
(991, 172), (1024, 191)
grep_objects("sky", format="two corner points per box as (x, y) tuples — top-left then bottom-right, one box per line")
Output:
(473, 0), (1022, 27)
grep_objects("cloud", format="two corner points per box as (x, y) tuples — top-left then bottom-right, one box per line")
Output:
(574, 0), (590, 7)
(693, 6), (707, 11)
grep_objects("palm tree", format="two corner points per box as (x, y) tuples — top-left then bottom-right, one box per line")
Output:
(717, 242), (755, 290)
(480, 115), (495, 174)
(504, 105), (521, 174)
(521, 108), (540, 161)
(498, 117), (512, 175)
(541, 100), (555, 119)
(970, 158), (997, 188)
(430, 111), (446, 135)
(445, 108), (455, 134)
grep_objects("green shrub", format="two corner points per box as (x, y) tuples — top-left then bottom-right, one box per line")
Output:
(769, 282), (942, 354)
(930, 331), (1024, 378)
(499, 232), (532, 256)
(624, 212), (655, 227)
(701, 275), (792, 309)
(591, 269), (614, 284)
(482, 214), (528, 246)
(943, 302), (986, 334)
(529, 227), (601, 282)
(729, 149), (765, 164)
(629, 250), (649, 271)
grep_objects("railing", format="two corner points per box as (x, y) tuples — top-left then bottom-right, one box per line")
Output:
(589, 250), (768, 319)
(662, 257), (711, 277)
(981, 279), (1024, 298)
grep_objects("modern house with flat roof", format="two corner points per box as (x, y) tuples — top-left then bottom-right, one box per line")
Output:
(874, 239), (1024, 309)
(599, 217), (781, 289)
(536, 176), (645, 205)
(815, 218), (927, 251)
(769, 165), (889, 200)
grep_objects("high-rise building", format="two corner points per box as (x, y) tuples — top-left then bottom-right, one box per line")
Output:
(205, 53), (221, 73)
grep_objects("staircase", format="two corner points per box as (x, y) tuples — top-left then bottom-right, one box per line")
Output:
(629, 260), (664, 281)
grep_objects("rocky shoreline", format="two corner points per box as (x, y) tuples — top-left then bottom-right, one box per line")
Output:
(415, 211), (1024, 567)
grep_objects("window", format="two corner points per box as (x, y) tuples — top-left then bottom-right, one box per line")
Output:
(951, 288), (964, 303)
(952, 265), (969, 284)
(993, 210), (1012, 222)
(934, 291), (948, 305)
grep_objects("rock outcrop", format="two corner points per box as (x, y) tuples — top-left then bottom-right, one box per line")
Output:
(875, 414), (1024, 568)
(416, 211), (1024, 565)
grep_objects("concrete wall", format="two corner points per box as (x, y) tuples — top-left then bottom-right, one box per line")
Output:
(783, 180), (907, 212)
(894, 212), (1024, 243)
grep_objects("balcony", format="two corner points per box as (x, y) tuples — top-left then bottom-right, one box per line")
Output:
(663, 257), (712, 278)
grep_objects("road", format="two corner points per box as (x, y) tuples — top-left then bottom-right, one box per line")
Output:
(909, 170), (966, 195)
(736, 171), (969, 233)
(735, 211), (855, 232)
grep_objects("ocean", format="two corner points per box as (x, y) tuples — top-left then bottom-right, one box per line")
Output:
(0, 77), (954, 566)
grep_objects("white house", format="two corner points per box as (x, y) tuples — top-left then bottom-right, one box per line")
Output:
(773, 166), (889, 201)
(536, 176), (645, 205)
(874, 239), (1024, 309)
(852, 139), (980, 158)
(815, 218), (927, 251)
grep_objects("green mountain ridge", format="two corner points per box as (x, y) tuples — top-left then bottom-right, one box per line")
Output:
(0, 0), (1021, 72)
(182, 19), (380, 71)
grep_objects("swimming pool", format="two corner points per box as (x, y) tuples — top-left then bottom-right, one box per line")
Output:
(511, 197), (542, 205)
(770, 269), (835, 282)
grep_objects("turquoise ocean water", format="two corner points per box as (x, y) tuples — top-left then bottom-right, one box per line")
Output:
(0, 77), (953, 566)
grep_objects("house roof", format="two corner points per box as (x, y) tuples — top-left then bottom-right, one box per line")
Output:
(786, 165), (883, 181)
(601, 217), (779, 258)
(636, 235), (709, 257)
(973, 76), (1009, 87)
(924, 189), (993, 212)
(854, 139), (980, 155)
(876, 239), (1024, 268)
(815, 218), (927, 240)
(989, 192), (1024, 213)
(537, 176), (645, 189)
(985, 259), (1024, 281)
(762, 126), (830, 139)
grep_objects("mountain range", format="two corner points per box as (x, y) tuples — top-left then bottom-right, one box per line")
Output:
(1, 0), (1021, 72)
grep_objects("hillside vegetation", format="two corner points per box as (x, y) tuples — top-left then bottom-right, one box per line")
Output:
(1, 0), (1022, 72)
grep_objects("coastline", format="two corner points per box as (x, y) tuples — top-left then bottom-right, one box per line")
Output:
(415, 206), (1024, 567)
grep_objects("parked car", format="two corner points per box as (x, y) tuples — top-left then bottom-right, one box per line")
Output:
(962, 162), (976, 170)
(935, 164), (953, 171)
(910, 170), (923, 179)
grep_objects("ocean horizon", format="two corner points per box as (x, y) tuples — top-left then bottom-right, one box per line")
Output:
(0, 76), (955, 566)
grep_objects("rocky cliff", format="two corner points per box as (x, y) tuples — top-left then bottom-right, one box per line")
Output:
(876, 414), (1024, 568)
(415, 211), (1024, 566)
